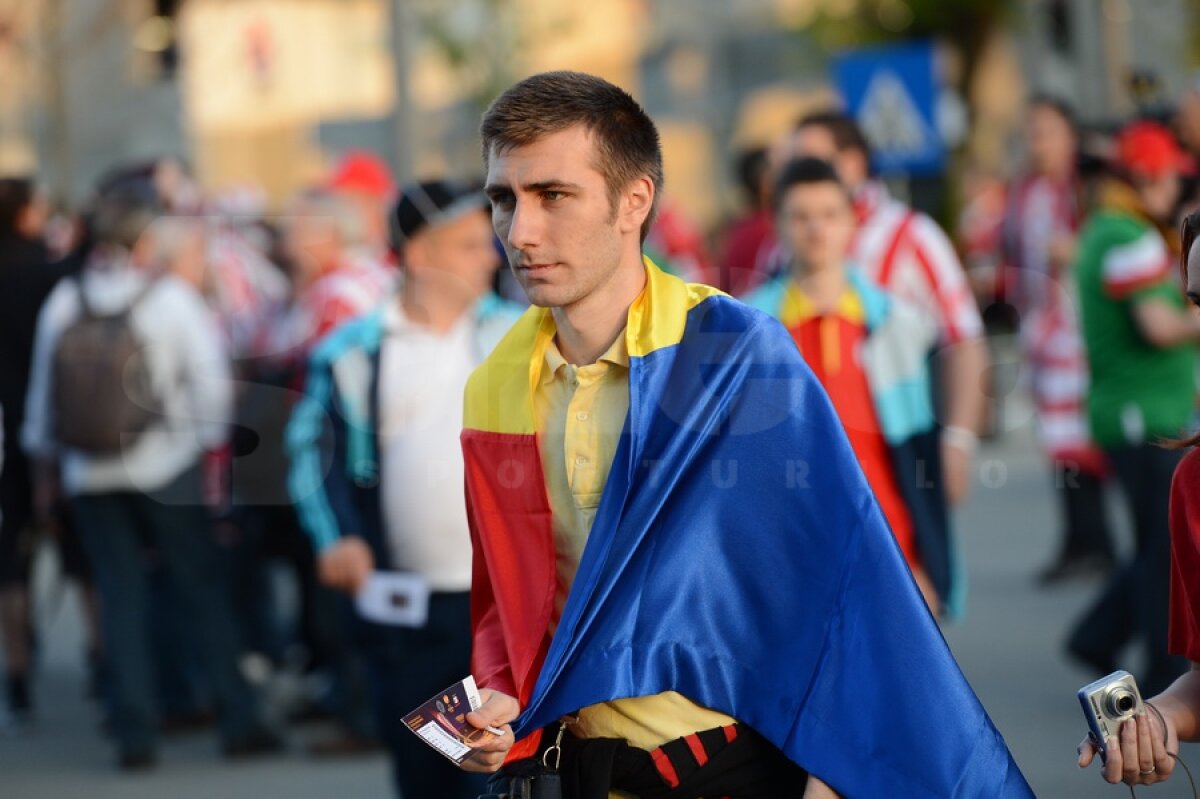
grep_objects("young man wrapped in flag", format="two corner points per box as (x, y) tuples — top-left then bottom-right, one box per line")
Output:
(460, 71), (1033, 799)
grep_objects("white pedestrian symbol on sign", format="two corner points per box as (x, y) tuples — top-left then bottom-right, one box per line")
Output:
(856, 70), (935, 161)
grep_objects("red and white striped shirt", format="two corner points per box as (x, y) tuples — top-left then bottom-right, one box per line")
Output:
(851, 181), (984, 346)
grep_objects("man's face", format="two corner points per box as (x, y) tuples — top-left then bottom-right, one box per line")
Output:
(1026, 106), (1075, 177)
(284, 208), (343, 283)
(1138, 170), (1182, 222)
(777, 180), (855, 274)
(485, 125), (625, 309)
(407, 209), (499, 300)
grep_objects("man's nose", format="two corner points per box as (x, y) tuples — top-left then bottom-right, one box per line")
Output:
(507, 200), (541, 252)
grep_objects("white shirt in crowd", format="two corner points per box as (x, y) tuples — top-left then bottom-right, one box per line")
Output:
(377, 302), (477, 592)
(22, 265), (232, 497)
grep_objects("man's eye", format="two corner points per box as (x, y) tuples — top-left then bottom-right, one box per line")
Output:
(489, 193), (514, 209)
(542, 190), (565, 202)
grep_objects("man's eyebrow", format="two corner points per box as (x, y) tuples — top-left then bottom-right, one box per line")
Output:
(523, 180), (583, 192)
(484, 179), (584, 195)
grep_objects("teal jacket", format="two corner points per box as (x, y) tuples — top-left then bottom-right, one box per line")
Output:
(285, 293), (523, 566)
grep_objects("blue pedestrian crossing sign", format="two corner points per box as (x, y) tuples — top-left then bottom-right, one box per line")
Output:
(833, 41), (943, 176)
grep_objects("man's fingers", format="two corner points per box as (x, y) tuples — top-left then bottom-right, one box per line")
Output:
(1136, 713), (1155, 779)
(1120, 719), (1141, 784)
(467, 723), (512, 751)
(1150, 708), (1176, 780)
(467, 691), (520, 728)
(461, 747), (508, 773)
(1103, 734), (1123, 784)
(1077, 737), (1096, 768)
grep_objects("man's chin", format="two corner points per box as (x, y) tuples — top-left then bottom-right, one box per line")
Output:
(518, 284), (572, 309)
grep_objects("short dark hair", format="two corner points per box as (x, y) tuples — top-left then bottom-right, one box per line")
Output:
(480, 70), (664, 242)
(734, 146), (769, 208)
(795, 111), (871, 160)
(0, 177), (34, 240)
(91, 183), (162, 250)
(772, 157), (849, 211)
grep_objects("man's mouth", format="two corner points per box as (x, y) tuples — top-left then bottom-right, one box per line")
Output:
(516, 262), (560, 273)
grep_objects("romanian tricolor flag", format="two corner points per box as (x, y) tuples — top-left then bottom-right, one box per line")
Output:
(462, 260), (1032, 797)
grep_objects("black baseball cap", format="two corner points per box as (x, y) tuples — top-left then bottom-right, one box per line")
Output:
(390, 180), (488, 248)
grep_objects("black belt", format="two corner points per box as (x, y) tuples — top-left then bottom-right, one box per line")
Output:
(480, 720), (808, 799)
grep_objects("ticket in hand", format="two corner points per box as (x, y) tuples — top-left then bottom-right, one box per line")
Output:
(355, 571), (430, 627)
(403, 675), (505, 764)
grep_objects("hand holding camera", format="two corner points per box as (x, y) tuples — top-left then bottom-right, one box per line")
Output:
(1077, 670), (1180, 786)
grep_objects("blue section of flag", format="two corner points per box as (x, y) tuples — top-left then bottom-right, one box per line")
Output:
(834, 40), (944, 177)
(511, 295), (1032, 797)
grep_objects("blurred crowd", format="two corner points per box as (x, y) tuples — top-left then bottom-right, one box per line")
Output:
(2, 70), (1200, 796)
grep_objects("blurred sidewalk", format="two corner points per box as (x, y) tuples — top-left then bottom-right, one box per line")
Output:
(0, 554), (390, 799)
(2, 418), (1197, 797)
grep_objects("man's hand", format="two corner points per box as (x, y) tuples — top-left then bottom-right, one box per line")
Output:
(1077, 706), (1178, 785)
(462, 689), (521, 773)
(317, 536), (374, 594)
(803, 775), (842, 798)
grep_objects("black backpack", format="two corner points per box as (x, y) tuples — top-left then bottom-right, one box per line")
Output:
(51, 274), (165, 454)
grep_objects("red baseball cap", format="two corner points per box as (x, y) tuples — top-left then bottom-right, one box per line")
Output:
(327, 150), (396, 199)
(1113, 120), (1194, 178)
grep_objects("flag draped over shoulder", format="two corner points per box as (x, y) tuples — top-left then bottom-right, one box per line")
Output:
(462, 260), (1033, 798)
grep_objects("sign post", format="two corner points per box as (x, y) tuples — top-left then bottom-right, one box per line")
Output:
(833, 41), (944, 177)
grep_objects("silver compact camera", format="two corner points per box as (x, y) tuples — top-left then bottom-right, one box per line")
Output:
(1078, 670), (1144, 758)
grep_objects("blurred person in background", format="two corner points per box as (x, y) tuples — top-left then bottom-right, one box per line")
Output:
(1075, 209), (1200, 788)
(21, 186), (281, 769)
(288, 179), (520, 798)
(327, 150), (397, 271)
(1002, 97), (1117, 584)
(279, 189), (389, 361)
(270, 187), (393, 756)
(717, 146), (775, 295)
(1172, 76), (1200, 219)
(789, 111), (989, 508)
(1067, 120), (1200, 698)
(0, 177), (74, 726)
(956, 164), (1009, 320)
(746, 158), (952, 617)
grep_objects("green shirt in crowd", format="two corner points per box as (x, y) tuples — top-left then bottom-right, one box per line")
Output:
(1076, 210), (1195, 448)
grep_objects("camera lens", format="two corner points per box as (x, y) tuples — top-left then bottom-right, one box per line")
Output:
(1106, 687), (1136, 717)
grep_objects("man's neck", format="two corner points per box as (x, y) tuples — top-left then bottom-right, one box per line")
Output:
(552, 252), (647, 365)
(791, 262), (847, 313)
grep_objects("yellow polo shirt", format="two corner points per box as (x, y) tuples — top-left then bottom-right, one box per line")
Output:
(533, 330), (735, 778)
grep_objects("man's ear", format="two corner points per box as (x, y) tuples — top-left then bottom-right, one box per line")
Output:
(618, 176), (655, 236)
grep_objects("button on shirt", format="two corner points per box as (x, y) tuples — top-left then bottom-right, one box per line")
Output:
(533, 330), (734, 774)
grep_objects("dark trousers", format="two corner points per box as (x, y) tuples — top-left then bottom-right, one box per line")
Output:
(1055, 462), (1115, 561)
(1069, 445), (1189, 696)
(73, 465), (259, 754)
(359, 591), (486, 799)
